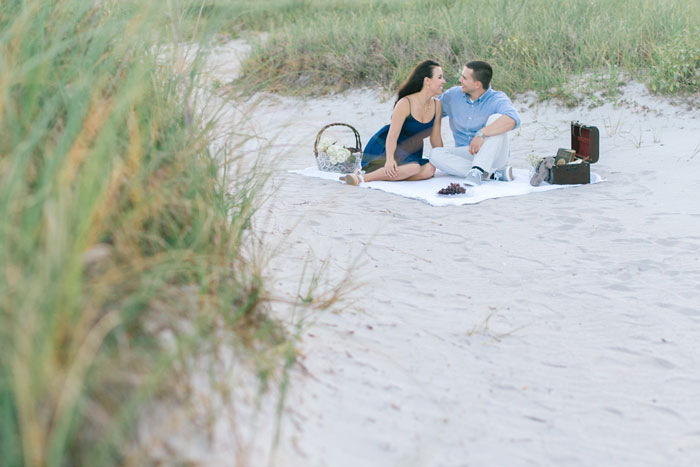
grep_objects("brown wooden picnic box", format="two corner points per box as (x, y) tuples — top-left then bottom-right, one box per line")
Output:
(550, 121), (600, 184)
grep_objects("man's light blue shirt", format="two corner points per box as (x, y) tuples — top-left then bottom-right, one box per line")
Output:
(439, 86), (520, 147)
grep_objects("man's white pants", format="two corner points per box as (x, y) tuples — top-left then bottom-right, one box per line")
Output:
(429, 113), (510, 177)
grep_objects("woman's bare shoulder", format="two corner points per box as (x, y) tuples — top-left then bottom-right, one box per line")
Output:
(396, 96), (411, 108)
(393, 96), (411, 116)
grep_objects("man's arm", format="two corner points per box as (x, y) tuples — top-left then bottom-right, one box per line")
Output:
(480, 115), (516, 137)
(468, 92), (520, 155)
(468, 115), (516, 155)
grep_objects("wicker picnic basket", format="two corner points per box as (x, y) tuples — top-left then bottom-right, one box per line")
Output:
(314, 123), (363, 173)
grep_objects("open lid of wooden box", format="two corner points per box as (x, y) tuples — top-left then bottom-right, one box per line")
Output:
(571, 121), (599, 164)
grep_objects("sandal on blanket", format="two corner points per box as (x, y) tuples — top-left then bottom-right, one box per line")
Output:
(530, 157), (555, 187)
(340, 170), (364, 186)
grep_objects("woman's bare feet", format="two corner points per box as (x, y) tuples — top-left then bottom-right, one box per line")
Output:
(340, 170), (364, 185)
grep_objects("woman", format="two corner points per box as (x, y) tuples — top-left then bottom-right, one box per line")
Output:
(341, 60), (445, 185)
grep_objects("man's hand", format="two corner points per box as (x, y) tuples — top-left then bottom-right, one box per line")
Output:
(469, 135), (484, 155)
(384, 159), (398, 178)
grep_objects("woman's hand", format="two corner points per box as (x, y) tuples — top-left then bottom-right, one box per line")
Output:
(384, 158), (398, 178)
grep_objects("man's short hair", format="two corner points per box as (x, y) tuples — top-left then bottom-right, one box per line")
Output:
(466, 61), (493, 89)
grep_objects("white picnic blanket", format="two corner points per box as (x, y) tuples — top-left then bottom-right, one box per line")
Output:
(289, 167), (603, 206)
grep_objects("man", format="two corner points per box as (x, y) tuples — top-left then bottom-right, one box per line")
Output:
(429, 61), (520, 186)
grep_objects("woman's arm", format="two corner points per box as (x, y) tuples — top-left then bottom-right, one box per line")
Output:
(384, 98), (410, 178)
(429, 99), (443, 148)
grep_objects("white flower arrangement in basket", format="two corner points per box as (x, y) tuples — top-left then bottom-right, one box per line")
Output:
(314, 123), (363, 174)
(319, 137), (351, 163)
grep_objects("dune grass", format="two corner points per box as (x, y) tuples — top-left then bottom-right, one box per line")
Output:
(0, 0), (332, 464)
(1, 0), (695, 464)
(225, 0), (700, 101)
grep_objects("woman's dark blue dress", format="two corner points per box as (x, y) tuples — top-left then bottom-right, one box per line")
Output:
(361, 103), (435, 172)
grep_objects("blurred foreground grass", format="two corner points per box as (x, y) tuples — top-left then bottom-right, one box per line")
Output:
(218, 0), (700, 100)
(0, 0), (335, 465)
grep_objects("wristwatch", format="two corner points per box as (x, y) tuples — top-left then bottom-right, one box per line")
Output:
(476, 129), (485, 138)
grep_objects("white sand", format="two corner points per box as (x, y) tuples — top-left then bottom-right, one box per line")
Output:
(205, 41), (700, 466)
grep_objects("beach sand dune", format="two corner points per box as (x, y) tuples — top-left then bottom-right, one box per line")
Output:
(206, 41), (700, 466)
(255, 89), (700, 466)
